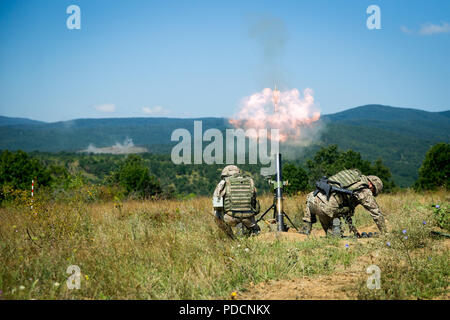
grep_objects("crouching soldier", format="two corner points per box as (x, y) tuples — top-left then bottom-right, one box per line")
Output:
(300, 169), (386, 237)
(212, 165), (261, 238)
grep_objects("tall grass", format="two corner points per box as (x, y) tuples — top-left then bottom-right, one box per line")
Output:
(0, 189), (448, 299)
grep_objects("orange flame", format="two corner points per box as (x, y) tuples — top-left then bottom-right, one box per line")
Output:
(229, 87), (321, 142)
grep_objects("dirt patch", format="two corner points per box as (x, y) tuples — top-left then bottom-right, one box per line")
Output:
(257, 230), (310, 242)
(239, 225), (386, 300)
(237, 273), (362, 300)
(256, 224), (380, 243)
(236, 249), (382, 300)
(240, 229), (449, 300)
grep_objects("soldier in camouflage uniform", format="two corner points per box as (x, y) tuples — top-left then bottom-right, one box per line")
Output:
(212, 165), (261, 238)
(300, 169), (386, 237)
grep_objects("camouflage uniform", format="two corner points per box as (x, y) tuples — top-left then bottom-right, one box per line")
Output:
(212, 165), (260, 237)
(303, 174), (386, 236)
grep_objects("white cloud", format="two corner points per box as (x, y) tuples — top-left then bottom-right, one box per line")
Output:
(94, 103), (116, 113)
(419, 22), (450, 35)
(400, 26), (413, 34)
(141, 105), (170, 116)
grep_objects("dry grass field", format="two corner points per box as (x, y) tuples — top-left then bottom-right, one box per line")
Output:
(0, 190), (448, 299)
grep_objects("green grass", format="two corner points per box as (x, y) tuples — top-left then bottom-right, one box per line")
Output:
(0, 190), (448, 299)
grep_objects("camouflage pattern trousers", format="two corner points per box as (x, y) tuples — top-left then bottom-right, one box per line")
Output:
(303, 191), (355, 236)
(212, 210), (257, 238)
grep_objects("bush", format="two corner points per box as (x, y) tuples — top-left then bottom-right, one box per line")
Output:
(432, 204), (449, 231)
(414, 143), (449, 191)
(108, 155), (161, 199)
(0, 150), (51, 201)
(283, 163), (309, 195)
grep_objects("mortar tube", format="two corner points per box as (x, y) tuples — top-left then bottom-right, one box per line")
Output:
(275, 153), (286, 232)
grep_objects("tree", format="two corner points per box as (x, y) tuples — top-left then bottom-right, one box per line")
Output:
(0, 150), (51, 193)
(306, 145), (396, 192)
(371, 158), (396, 192)
(283, 163), (309, 195)
(109, 155), (161, 198)
(414, 143), (449, 191)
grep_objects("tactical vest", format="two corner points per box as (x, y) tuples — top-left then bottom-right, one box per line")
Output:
(328, 169), (369, 191)
(223, 174), (255, 218)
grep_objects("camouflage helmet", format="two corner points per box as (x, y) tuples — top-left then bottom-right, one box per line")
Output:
(221, 165), (240, 178)
(367, 175), (383, 196)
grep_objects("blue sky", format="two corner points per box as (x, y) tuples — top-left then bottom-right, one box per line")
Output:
(0, 0), (449, 122)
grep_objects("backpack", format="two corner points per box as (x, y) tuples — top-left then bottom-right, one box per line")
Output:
(223, 173), (255, 218)
(327, 169), (369, 191)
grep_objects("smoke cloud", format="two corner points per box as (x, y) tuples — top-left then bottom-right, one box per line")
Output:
(235, 15), (324, 158)
(80, 138), (147, 154)
(229, 87), (321, 144)
(248, 16), (289, 87)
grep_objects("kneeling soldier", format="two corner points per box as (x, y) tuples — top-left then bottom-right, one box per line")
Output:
(300, 169), (386, 237)
(212, 165), (261, 238)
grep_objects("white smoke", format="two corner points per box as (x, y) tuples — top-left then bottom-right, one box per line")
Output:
(81, 138), (147, 154)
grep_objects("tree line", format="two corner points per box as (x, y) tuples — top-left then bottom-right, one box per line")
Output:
(0, 143), (448, 202)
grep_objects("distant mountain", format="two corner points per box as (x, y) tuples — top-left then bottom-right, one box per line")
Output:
(323, 104), (449, 141)
(0, 105), (448, 187)
(0, 116), (45, 127)
(0, 117), (228, 154)
(438, 110), (450, 118)
(318, 105), (449, 186)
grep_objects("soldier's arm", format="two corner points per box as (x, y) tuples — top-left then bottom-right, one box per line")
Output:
(213, 180), (226, 198)
(252, 182), (260, 214)
(212, 180), (226, 216)
(354, 188), (387, 233)
(343, 215), (360, 237)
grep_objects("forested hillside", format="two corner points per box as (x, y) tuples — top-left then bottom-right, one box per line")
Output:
(1, 105), (448, 187)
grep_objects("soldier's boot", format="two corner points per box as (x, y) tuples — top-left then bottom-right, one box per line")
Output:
(299, 222), (312, 235)
(331, 218), (342, 238)
(236, 223), (248, 237)
(250, 223), (261, 236)
(240, 223), (256, 237)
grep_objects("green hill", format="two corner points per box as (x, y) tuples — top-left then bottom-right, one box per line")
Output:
(318, 105), (449, 186)
(0, 105), (448, 187)
(0, 116), (45, 127)
(323, 104), (449, 141)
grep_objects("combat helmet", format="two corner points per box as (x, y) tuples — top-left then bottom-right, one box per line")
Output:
(366, 175), (383, 196)
(221, 165), (240, 178)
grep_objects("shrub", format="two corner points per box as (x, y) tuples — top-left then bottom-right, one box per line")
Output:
(432, 204), (449, 231)
(283, 163), (309, 195)
(108, 155), (161, 199)
(414, 143), (449, 191)
(0, 150), (51, 201)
